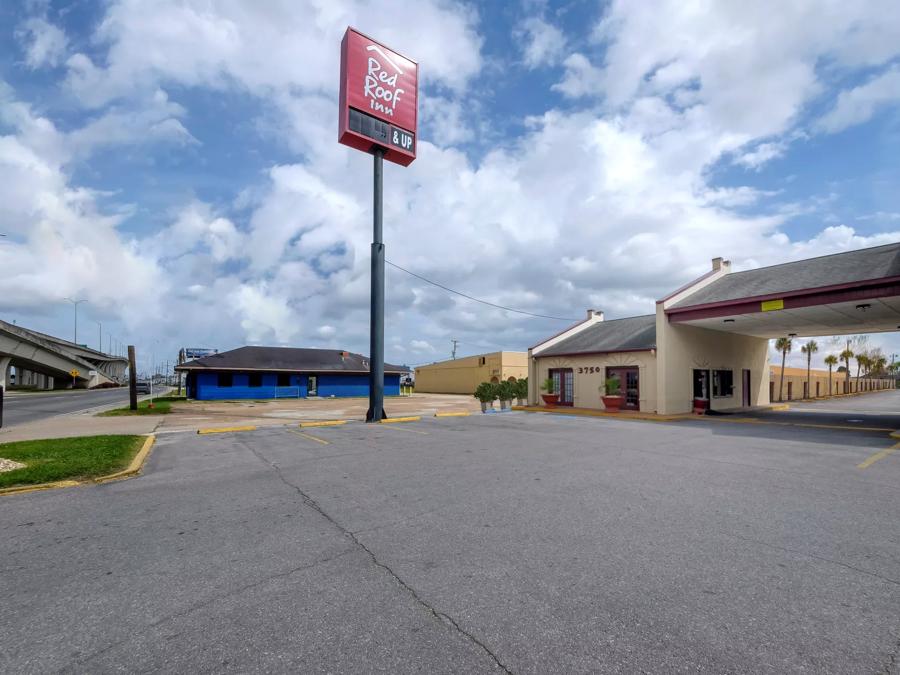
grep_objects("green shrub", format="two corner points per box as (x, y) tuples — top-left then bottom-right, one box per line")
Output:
(474, 382), (497, 403)
(603, 376), (622, 396)
(515, 377), (528, 399)
(497, 380), (516, 401)
(540, 377), (555, 394)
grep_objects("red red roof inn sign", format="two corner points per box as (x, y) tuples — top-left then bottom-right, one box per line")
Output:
(339, 27), (418, 166)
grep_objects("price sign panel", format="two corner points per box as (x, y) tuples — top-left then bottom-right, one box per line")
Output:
(339, 27), (418, 166)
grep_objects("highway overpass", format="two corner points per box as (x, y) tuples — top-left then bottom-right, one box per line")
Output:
(0, 319), (128, 390)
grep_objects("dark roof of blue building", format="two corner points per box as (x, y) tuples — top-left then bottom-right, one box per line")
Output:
(175, 346), (409, 373)
(537, 314), (656, 356)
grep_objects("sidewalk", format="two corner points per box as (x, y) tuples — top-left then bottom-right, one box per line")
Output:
(0, 393), (482, 442)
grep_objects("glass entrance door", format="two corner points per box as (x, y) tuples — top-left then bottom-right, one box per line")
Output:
(307, 375), (318, 396)
(607, 367), (640, 410)
(549, 368), (574, 406)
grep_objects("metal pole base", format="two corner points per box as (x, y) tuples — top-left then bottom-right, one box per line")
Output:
(365, 407), (387, 422)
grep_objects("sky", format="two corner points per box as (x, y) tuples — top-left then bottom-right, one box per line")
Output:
(1, 0), (900, 375)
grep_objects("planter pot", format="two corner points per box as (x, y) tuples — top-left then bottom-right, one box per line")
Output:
(601, 395), (624, 412)
(541, 393), (559, 407)
(500, 399), (510, 410)
(480, 401), (489, 413)
(692, 397), (708, 414)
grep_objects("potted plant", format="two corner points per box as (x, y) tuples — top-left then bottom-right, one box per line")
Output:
(474, 382), (495, 413)
(540, 377), (558, 407)
(515, 377), (528, 406)
(498, 381), (515, 410)
(601, 376), (624, 412)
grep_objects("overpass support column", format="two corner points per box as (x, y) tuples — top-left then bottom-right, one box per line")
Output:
(0, 357), (10, 390)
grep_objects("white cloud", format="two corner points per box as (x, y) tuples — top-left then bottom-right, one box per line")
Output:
(0, 95), (163, 320)
(515, 17), (566, 69)
(64, 0), (483, 107)
(817, 66), (900, 133)
(734, 141), (788, 170)
(16, 17), (68, 69)
(552, 53), (603, 98)
(410, 339), (436, 353)
(2, 0), (900, 365)
(589, 0), (900, 141)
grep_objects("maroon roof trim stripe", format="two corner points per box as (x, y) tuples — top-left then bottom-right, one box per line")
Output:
(668, 279), (900, 323)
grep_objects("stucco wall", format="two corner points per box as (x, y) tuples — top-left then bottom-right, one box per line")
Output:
(415, 352), (527, 394)
(531, 351), (658, 412)
(655, 306), (770, 415)
(769, 368), (893, 400)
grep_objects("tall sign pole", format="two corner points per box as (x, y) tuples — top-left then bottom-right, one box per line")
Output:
(338, 27), (418, 422)
(369, 147), (386, 421)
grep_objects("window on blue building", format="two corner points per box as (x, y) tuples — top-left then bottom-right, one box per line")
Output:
(249, 372), (262, 387)
(277, 373), (290, 387)
(218, 373), (233, 388)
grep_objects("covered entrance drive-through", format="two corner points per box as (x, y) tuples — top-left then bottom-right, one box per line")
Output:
(660, 243), (900, 415)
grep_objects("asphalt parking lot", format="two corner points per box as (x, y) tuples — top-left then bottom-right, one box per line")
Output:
(1, 412), (899, 673)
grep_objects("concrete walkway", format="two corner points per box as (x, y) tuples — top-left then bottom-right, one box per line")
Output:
(0, 393), (481, 442)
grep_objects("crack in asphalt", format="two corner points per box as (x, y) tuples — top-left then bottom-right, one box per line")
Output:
(72, 548), (356, 668)
(881, 634), (900, 675)
(724, 531), (900, 587)
(243, 438), (514, 674)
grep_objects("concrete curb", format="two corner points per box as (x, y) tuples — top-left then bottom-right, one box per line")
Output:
(299, 420), (348, 428)
(0, 434), (156, 497)
(434, 411), (470, 418)
(512, 406), (687, 422)
(380, 416), (422, 424)
(197, 426), (257, 435)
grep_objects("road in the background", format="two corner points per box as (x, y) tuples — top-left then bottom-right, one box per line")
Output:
(748, 388), (900, 429)
(0, 388), (132, 428)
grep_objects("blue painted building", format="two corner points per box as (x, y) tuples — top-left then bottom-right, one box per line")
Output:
(175, 346), (408, 401)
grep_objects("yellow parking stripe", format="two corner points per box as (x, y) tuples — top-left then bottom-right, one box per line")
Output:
(379, 424), (428, 435)
(287, 428), (329, 445)
(857, 442), (900, 469)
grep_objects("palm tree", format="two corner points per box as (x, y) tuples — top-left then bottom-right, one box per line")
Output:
(824, 354), (838, 396)
(855, 352), (869, 390)
(775, 337), (792, 402)
(840, 346), (854, 393)
(801, 340), (818, 399)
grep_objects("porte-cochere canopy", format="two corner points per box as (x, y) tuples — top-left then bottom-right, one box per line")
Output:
(665, 243), (900, 338)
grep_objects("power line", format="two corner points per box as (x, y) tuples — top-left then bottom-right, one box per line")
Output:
(385, 260), (579, 322)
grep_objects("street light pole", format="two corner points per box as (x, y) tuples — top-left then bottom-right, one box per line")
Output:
(65, 298), (86, 344)
(94, 320), (102, 352)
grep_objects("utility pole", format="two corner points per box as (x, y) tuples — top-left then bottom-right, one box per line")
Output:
(128, 345), (137, 410)
(94, 320), (102, 352)
(65, 298), (86, 344)
(451, 339), (459, 360)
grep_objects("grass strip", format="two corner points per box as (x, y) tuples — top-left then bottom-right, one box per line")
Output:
(0, 435), (145, 488)
(99, 395), (185, 416)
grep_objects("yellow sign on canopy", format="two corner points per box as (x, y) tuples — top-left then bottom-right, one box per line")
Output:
(761, 299), (784, 312)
